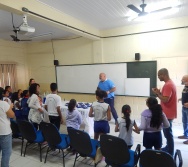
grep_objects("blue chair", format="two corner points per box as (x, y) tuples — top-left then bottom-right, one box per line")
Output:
(139, 149), (183, 167)
(17, 120), (44, 162)
(67, 128), (101, 167)
(100, 134), (141, 167)
(40, 122), (70, 167)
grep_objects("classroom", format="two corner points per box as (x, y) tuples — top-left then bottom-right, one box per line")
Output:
(0, 0), (187, 166)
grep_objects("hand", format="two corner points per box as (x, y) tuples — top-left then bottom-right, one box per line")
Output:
(183, 103), (188, 108)
(106, 91), (110, 94)
(178, 98), (182, 102)
(152, 88), (160, 95)
(38, 108), (43, 113)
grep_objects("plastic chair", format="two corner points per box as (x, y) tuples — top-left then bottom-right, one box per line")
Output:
(139, 149), (183, 167)
(67, 128), (101, 167)
(17, 120), (44, 162)
(100, 134), (141, 167)
(40, 122), (70, 167)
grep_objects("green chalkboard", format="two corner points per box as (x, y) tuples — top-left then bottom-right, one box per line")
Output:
(127, 61), (157, 96)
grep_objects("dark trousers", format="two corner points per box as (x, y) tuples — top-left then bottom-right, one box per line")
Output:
(104, 97), (118, 122)
(49, 116), (61, 130)
(163, 119), (174, 156)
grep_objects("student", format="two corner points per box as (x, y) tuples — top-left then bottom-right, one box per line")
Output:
(11, 92), (22, 120)
(66, 99), (82, 130)
(44, 83), (63, 130)
(5, 86), (12, 100)
(115, 105), (139, 149)
(89, 89), (111, 140)
(0, 91), (14, 167)
(139, 97), (170, 150)
(21, 90), (30, 121)
(3, 89), (11, 105)
(28, 83), (43, 130)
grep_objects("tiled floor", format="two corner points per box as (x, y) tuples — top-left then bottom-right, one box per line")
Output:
(3, 121), (188, 167)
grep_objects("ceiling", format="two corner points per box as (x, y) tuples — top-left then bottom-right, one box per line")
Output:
(0, 0), (187, 42)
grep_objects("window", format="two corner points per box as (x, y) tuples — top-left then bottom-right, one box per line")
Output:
(0, 64), (17, 91)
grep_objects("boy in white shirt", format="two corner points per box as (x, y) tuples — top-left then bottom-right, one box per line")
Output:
(44, 83), (63, 130)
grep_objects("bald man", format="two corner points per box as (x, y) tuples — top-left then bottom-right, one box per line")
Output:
(178, 75), (188, 144)
(98, 73), (118, 123)
(152, 68), (177, 156)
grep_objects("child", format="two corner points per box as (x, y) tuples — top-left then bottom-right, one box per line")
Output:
(139, 97), (170, 150)
(3, 89), (11, 105)
(21, 90), (30, 121)
(115, 105), (139, 149)
(11, 92), (22, 120)
(66, 99), (82, 130)
(89, 89), (111, 140)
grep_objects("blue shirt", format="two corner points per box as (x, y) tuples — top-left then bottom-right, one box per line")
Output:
(98, 79), (115, 98)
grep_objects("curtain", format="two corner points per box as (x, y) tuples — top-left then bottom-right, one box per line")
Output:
(0, 64), (17, 91)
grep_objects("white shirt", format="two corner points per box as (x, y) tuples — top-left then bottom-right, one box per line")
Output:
(28, 94), (42, 124)
(45, 94), (61, 116)
(3, 97), (11, 105)
(117, 118), (134, 146)
(0, 101), (11, 135)
(92, 101), (109, 121)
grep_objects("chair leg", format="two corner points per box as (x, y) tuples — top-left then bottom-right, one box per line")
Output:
(44, 147), (50, 163)
(39, 143), (42, 162)
(21, 137), (24, 156)
(62, 150), (65, 167)
(73, 153), (79, 167)
(24, 142), (28, 157)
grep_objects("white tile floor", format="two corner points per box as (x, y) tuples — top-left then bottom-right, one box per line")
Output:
(3, 122), (188, 167)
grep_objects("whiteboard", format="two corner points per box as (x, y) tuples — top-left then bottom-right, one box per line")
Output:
(56, 63), (127, 95)
(125, 78), (150, 97)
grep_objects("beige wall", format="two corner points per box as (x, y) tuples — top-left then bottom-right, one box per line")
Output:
(25, 17), (188, 124)
(1, 16), (188, 124)
(0, 39), (28, 90)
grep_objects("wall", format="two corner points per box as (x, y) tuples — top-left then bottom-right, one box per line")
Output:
(26, 16), (188, 124)
(0, 39), (28, 90)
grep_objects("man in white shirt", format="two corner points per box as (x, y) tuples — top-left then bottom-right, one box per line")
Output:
(44, 83), (63, 130)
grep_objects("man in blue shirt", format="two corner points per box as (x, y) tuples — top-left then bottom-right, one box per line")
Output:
(98, 73), (118, 123)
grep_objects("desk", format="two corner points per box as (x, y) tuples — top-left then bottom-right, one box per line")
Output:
(61, 101), (94, 137)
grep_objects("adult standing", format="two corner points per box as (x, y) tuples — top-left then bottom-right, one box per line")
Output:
(152, 68), (177, 156)
(28, 78), (35, 89)
(28, 83), (43, 130)
(0, 92), (14, 167)
(178, 75), (188, 144)
(44, 83), (63, 130)
(98, 73), (118, 123)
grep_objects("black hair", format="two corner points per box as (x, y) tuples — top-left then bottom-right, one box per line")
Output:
(11, 92), (19, 103)
(0, 87), (4, 99)
(122, 105), (131, 131)
(5, 86), (10, 90)
(22, 90), (29, 97)
(29, 78), (35, 86)
(50, 83), (57, 92)
(95, 89), (107, 99)
(147, 97), (163, 129)
(29, 83), (40, 96)
(68, 99), (76, 112)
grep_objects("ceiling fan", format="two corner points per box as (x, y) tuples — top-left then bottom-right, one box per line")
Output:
(127, 0), (179, 19)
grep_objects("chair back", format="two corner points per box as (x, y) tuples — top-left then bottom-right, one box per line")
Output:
(68, 128), (92, 156)
(40, 122), (61, 148)
(17, 120), (36, 141)
(100, 134), (130, 165)
(10, 119), (21, 138)
(140, 149), (176, 167)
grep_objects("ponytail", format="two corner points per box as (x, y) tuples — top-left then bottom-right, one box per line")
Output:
(122, 105), (131, 131)
(68, 99), (76, 112)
